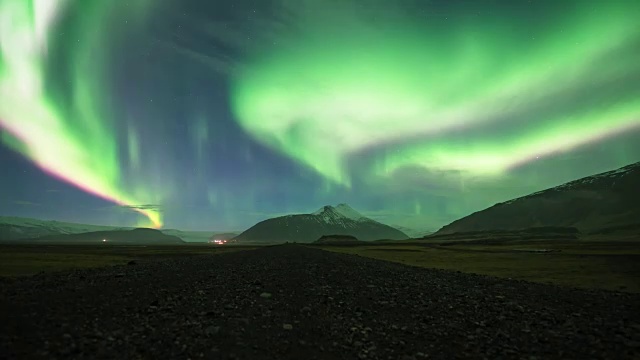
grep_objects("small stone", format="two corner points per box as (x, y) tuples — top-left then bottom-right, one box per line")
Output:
(205, 326), (220, 336)
(283, 324), (293, 330)
(260, 292), (272, 299)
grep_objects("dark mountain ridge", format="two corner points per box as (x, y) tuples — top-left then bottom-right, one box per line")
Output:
(437, 161), (640, 234)
(17, 228), (185, 245)
(233, 204), (408, 243)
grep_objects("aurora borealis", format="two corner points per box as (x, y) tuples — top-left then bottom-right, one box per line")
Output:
(1, 0), (639, 232)
(0, 0), (161, 227)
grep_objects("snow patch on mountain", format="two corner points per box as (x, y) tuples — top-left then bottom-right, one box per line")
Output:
(502, 162), (640, 205)
(312, 204), (366, 222)
(334, 203), (366, 221)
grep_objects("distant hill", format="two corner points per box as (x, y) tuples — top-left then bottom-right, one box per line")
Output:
(233, 204), (409, 243)
(0, 216), (129, 241)
(0, 216), (236, 243)
(162, 229), (240, 242)
(27, 228), (185, 245)
(437, 162), (640, 234)
(391, 225), (435, 238)
(313, 234), (363, 245)
(209, 232), (240, 241)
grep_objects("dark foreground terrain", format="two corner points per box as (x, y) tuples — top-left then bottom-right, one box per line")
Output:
(0, 244), (255, 277)
(1, 245), (638, 359)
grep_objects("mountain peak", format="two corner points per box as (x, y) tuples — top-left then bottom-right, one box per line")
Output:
(334, 203), (365, 220)
(312, 205), (334, 215)
(234, 204), (408, 242)
(312, 203), (365, 221)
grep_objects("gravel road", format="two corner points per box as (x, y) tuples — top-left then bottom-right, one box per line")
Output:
(1, 245), (638, 359)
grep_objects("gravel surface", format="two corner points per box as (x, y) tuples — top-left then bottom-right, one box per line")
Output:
(0, 245), (639, 359)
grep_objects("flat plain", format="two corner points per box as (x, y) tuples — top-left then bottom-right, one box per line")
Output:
(0, 244), (256, 277)
(313, 237), (640, 293)
(1, 245), (639, 359)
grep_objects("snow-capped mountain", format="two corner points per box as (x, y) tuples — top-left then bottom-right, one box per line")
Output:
(313, 203), (367, 221)
(504, 162), (640, 204)
(233, 204), (408, 243)
(436, 161), (640, 234)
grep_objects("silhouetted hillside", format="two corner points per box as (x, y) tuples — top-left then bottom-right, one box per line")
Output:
(234, 204), (408, 243)
(26, 228), (185, 245)
(437, 162), (640, 234)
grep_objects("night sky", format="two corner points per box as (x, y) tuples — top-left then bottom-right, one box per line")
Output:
(1, 0), (639, 232)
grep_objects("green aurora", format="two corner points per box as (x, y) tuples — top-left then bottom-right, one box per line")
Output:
(231, 0), (640, 185)
(0, 0), (161, 227)
(0, 0), (639, 231)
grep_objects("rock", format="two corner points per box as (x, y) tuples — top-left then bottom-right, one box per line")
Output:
(260, 292), (272, 299)
(205, 326), (220, 336)
(283, 324), (293, 330)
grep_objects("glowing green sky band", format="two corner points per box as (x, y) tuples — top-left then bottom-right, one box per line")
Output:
(232, 1), (640, 185)
(377, 103), (640, 176)
(0, 0), (161, 227)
